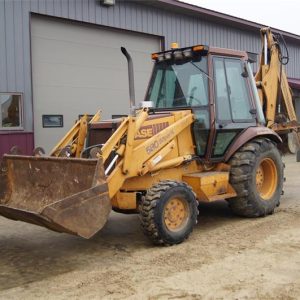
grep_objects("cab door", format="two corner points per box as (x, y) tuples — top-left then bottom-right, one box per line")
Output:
(211, 56), (256, 159)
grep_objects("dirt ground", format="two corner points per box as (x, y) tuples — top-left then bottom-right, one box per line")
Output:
(0, 155), (300, 300)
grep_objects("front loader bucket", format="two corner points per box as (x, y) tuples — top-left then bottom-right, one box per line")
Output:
(0, 155), (111, 238)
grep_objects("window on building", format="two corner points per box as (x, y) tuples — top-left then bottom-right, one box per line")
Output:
(0, 94), (23, 129)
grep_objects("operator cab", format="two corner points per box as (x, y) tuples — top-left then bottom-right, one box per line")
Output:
(145, 44), (264, 161)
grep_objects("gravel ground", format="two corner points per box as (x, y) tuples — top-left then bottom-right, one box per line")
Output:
(0, 154), (299, 300)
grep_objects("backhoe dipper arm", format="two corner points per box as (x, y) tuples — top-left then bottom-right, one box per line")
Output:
(255, 27), (298, 129)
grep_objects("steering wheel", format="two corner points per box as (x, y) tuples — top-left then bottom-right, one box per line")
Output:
(173, 96), (188, 107)
(188, 96), (203, 106)
(187, 87), (202, 106)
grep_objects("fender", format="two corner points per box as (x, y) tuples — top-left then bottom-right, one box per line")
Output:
(224, 127), (282, 162)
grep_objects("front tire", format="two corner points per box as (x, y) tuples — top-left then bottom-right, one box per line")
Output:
(228, 138), (283, 217)
(139, 180), (198, 245)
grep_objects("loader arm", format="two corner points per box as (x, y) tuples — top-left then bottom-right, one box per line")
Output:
(99, 108), (195, 199)
(50, 111), (101, 158)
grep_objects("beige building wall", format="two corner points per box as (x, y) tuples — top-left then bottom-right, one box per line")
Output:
(31, 16), (161, 152)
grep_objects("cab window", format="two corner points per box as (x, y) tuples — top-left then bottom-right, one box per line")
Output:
(213, 57), (253, 122)
(146, 57), (209, 108)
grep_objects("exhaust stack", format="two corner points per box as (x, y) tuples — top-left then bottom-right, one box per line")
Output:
(121, 47), (136, 115)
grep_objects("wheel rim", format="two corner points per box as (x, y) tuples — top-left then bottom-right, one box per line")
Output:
(164, 197), (189, 231)
(256, 158), (278, 200)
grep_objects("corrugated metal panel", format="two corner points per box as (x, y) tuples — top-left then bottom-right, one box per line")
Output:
(0, 0), (7, 91)
(13, 0), (25, 92)
(4, 0), (16, 92)
(1, 0), (300, 135)
(23, 0), (34, 132)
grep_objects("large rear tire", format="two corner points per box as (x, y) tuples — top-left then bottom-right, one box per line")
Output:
(228, 138), (283, 217)
(139, 180), (198, 245)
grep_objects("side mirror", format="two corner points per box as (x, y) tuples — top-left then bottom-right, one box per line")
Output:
(241, 62), (249, 78)
(247, 52), (258, 63)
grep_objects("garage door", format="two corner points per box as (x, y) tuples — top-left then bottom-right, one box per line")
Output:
(31, 16), (161, 153)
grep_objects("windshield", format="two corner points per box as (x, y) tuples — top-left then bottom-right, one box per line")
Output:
(145, 56), (209, 108)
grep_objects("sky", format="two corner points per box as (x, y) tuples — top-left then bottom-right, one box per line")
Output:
(180, 0), (300, 36)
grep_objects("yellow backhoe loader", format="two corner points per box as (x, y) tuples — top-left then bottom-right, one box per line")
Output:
(0, 28), (297, 245)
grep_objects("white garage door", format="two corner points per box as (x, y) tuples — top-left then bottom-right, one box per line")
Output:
(31, 16), (161, 152)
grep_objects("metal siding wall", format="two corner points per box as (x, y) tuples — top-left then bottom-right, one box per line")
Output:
(23, 0), (34, 132)
(1, 0), (300, 133)
(0, 0), (7, 91)
(14, 1), (25, 94)
(4, 0), (16, 91)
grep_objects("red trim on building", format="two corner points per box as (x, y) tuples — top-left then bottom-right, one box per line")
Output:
(288, 78), (300, 90)
(0, 132), (34, 158)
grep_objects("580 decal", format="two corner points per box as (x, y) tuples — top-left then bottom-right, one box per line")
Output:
(145, 129), (175, 155)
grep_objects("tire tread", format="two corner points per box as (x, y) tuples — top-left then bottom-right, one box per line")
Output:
(228, 138), (283, 217)
(139, 180), (198, 245)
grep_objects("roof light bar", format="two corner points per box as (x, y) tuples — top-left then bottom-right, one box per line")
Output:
(171, 42), (179, 49)
(151, 53), (159, 60)
(151, 45), (207, 62)
(193, 45), (204, 52)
